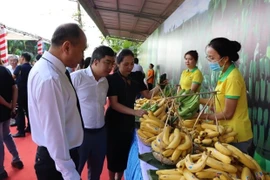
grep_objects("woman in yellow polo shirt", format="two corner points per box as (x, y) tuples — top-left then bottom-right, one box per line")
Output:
(199, 37), (253, 154)
(179, 50), (203, 92)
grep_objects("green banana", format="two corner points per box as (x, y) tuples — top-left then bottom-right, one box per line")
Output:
(141, 102), (150, 110)
(177, 89), (192, 102)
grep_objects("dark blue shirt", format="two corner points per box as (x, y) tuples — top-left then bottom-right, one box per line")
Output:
(14, 63), (32, 96)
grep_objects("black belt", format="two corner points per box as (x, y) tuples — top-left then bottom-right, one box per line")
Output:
(84, 125), (105, 133)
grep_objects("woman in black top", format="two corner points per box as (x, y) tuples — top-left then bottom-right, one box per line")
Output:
(105, 49), (160, 180)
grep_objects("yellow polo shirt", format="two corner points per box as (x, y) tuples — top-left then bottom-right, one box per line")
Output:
(215, 64), (253, 142)
(179, 67), (203, 92)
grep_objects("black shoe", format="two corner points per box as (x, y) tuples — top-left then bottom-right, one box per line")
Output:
(12, 133), (25, 138)
(25, 127), (31, 133)
(0, 170), (8, 180)
(11, 160), (24, 169)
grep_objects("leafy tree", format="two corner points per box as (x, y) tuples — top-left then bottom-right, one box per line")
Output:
(101, 37), (142, 56)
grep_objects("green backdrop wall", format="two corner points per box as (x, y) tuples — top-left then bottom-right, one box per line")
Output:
(139, 0), (270, 156)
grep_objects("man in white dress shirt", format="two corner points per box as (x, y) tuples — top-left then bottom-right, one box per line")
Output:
(27, 23), (86, 180)
(71, 46), (115, 180)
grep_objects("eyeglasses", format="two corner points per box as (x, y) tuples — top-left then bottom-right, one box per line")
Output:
(205, 56), (224, 62)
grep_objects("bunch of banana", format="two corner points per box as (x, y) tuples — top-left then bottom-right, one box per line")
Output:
(157, 142), (265, 180)
(134, 95), (163, 110)
(193, 122), (239, 148)
(176, 89), (200, 119)
(151, 126), (192, 165)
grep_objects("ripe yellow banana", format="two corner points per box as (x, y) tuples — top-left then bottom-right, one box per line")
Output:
(206, 147), (232, 164)
(157, 98), (166, 107)
(214, 142), (232, 156)
(141, 130), (155, 138)
(206, 156), (237, 173)
(201, 123), (225, 134)
(156, 168), (182, 175)
(144, 119), (164, 128)
(241, 167), (255, 180)
(225, 126), (233, 133)
(160, 113), (167, 122)
(171, 149), (182, 162)
(244, 154), (265, 180)
(148, 111), (160, 121)
(184, 151), (209, 173)
(158, 110), (166, 119)
(162, 149), (174, 157)
(158, 174), (183, 180)
(169, 133), (174, 143)
(137, 129), (148, 139)
(167, 128), (182, 149)
(176, 158), (185, 170)
(151, 140), (162, 153)
(222, 131), (238, 139)
(183, 168), (199, 180)
(202, 138), (213, 145)
(154, 104), (166, 117)
(141, 123), (161, 135)
(145, 136), (156, 143)
(224, 136), (235, 143)
(183, 119), (196, 128)
(177, 133), (192, 151)
(207, 131), (220, 138)
(223, 144), (257, 170)
(162, 125), (171, 145)
(195, 170), (218, 179)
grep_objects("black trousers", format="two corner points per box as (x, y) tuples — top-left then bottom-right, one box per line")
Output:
(17, 96), (30, 133)
(34, 146), (79, 180)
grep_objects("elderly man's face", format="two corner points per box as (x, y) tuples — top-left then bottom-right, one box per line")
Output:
(9, 58), (18, 67)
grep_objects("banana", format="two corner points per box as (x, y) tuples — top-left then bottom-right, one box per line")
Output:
(206, 147), (232, 164)
(171, 149), (182, 162)
(142, 114), (149, 119)
(145, 136), (156, 143)
(147, 111), (160, 121)
(176, 158), (186, 169)
(181, 149), (188, 157)
(222, 131), (238, 139)
(214, 142), (232, 156)
(156, 132), (167, 149)
(144, 119), (164, 128)
(137, 129), (148, 139)
(202, 138), (213, 145)
(244, 154), (265, 180)
(141, 130), (155, 138)
(153, 104), (166, 117)
(177, 133), (192, 151)
(162, 149), (174, 157)
(184, 151), (209, 172)
(160, 114), (167, 122)
(207, 131), (220, 138)
(169, 133), (174, 143)
(194, 138), (201, 144)
(203, 168), (232, 179)
(241, 167), (255, 180)
(201, 123), (225, 135)
(151, 140), (162, 153)
(157, 98), (166, 107)
(225, 126), (233, 133)
(158, 174), (183, 180)
(206, 156), (238, 173)
(162, 125), (171, 145)
(183, 119), (196, 128)
(196, 171), (217, 179)
(167, 128), (182, 149)
(139, 117), (146, 122)
(158, 110), (166, 119)
(199, 131), (208, 138)
(156, 168), (182, 175)
(223, 144), (257, 170)
(183, 168), (199, 180)
(141, 123), (161, 135)
(224, 136), (235, 143)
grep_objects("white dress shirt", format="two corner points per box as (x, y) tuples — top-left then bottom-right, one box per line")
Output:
(27, 51), (83, 180)
(71, 67), (108, 129)
(132, 63), (144, 73)
(6, 65), (16, 74)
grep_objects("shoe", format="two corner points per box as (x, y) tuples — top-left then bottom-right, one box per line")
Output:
(25, 127), (31, 133)
(11, 160), (24, 169)
(0, 170), (8, 180)
(12, 133), (25, 138)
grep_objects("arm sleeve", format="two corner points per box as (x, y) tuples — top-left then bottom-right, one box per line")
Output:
(225, 76), (241, 99)
(13, 65), (21, 76)
(37, 79), (80, 180)
(192, 70), (203, 84)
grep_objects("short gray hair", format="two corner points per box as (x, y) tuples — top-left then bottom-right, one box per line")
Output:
(8, 55), (19, 61)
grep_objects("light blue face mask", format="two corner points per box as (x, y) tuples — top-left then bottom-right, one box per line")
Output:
(208, 57), (225, 71)
(209, 61), (222, 71)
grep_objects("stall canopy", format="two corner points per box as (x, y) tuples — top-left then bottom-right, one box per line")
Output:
(78, 0), (184, 42)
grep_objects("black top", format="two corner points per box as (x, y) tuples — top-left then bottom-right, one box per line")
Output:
(105, 71), (147, 132)
(0, 66), (15, 122)
(13, 63), (32, 96)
